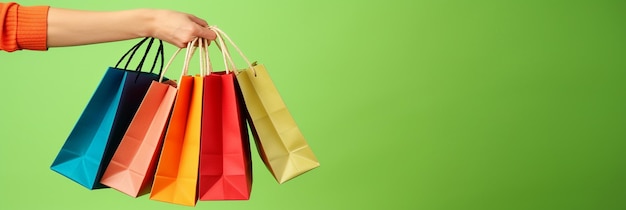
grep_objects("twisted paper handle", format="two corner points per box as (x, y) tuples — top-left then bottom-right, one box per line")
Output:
(158, 37), (199, 83)
(208, 26), (257, 76)
(198, 38), (211, 75)
(214, 28), (233, 74)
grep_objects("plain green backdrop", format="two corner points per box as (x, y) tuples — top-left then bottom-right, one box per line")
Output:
(2, 0), (626, 209)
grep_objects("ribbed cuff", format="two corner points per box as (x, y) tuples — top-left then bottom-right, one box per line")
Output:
(1, 2), (19, 52)
(16, 5), (49, 51)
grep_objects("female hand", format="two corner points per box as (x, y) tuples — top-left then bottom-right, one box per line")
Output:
(148, 9), (216, 48)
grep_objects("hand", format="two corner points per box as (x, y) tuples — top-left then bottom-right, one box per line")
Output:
(148, 10), (217, 48)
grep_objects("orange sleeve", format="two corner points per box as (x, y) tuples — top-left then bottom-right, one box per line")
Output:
(0, 2), (49, 52)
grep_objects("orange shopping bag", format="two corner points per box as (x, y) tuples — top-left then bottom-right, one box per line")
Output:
(150, 39), (204, 206)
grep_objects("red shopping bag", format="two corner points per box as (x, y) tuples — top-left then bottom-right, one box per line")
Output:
(198, 34), (252, 200)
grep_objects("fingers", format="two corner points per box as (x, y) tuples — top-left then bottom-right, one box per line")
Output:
(189, 15), (209, 27)
(195, 26), (217, 41)
(154, 10), (215, 48)
(188, 14), (215, 40)
(170, 25), (214, 48)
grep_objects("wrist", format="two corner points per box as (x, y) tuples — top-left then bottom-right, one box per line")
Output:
(131, 9), (157, 38)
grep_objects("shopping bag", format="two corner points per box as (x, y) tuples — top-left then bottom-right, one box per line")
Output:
(210, 27), (320, 184)
(100, 42), (180, 197)
(237, 64), (319, 184)
(198, 33), (252, 200)
(51, 38), (166, 189)
(150, 39), (203, 206)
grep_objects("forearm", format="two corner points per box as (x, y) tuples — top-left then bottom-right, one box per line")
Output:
(47, 8), (155, 47)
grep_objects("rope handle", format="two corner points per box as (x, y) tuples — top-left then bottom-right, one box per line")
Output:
(115, 37), (164, 74)
(198, 31), (234, 75)
(215, 29), (233, 74)
(208, 26), (257, 76)
(198, 38), (212, 75)
(158, 37), (199, 83)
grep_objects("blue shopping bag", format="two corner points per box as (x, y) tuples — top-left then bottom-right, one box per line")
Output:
(51, 38), (167, 189)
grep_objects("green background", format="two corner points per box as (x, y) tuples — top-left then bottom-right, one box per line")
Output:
(2, 0), (626, 209)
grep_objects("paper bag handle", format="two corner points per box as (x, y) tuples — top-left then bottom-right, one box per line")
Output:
(198, 38), (213, 75)
(158, 37), (199, 83)
(199, 31), (234, 75)
(208, 26), (257, 76)
(214, 30), (234, 74)
(115, 37), (165, 75)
